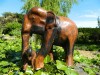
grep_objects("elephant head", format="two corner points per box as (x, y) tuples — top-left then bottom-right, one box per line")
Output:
(22, 7), (58, 35)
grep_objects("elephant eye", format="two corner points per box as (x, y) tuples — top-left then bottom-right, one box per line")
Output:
(46, 17), (54, 24)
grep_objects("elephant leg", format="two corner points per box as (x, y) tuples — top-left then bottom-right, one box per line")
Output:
(35, 29), (56, 70)
(22, 15), (32, 70)
(22, 33), (30, 70)
(64, 37), (75, 66)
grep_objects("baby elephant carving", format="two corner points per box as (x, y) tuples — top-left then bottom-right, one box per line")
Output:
(22, 7), (78, 70)
(22, 47), (36, 70)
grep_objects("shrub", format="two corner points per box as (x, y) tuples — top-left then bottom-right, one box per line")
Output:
(2, 22), (21, 36)
(77, 28), (100, 44)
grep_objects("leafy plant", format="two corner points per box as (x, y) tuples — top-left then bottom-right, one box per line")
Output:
(56, 60), (79, 75)
(0, 35), (100, 74)
(2, 21), (21, 36)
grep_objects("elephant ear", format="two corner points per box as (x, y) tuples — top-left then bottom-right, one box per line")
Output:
(46, 11), (55, 24)
(46, 11), (57, 30)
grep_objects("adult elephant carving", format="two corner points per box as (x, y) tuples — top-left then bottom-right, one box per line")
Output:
(22, 7), (78, 70)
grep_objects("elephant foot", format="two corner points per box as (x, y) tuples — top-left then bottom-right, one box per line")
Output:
(66, 55), (73, 66)
(35, 55), (44, 70)
(67, 61), (73, 67)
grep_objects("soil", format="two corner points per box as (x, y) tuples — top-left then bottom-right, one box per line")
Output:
(77, 50), (99, 59)
(74, 50), (100, 75)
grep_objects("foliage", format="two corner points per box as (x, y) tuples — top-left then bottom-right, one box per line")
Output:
(1, 12), (23, 24)
(0, 12), (23, 34)
(0, 36), (100, 74)
(75, 44), (100, 51)
(2, 21), (21, 36)
(2, 12), (15, 18)
(0, 37), (22, 74)
(21, 0), (78, 16)
(77, 28), (100, 44)
(2, 12), (17, 23)
(15, 13), (23, 23)
(56, 60), (79, 75)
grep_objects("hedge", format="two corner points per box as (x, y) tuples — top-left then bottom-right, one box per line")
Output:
(77, 28), (100, 44)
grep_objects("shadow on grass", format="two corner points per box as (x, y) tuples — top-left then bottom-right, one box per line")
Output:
(0, 50), (23, 72)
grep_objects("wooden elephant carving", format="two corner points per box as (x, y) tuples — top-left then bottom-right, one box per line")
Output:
(22, 7), (78, 70)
